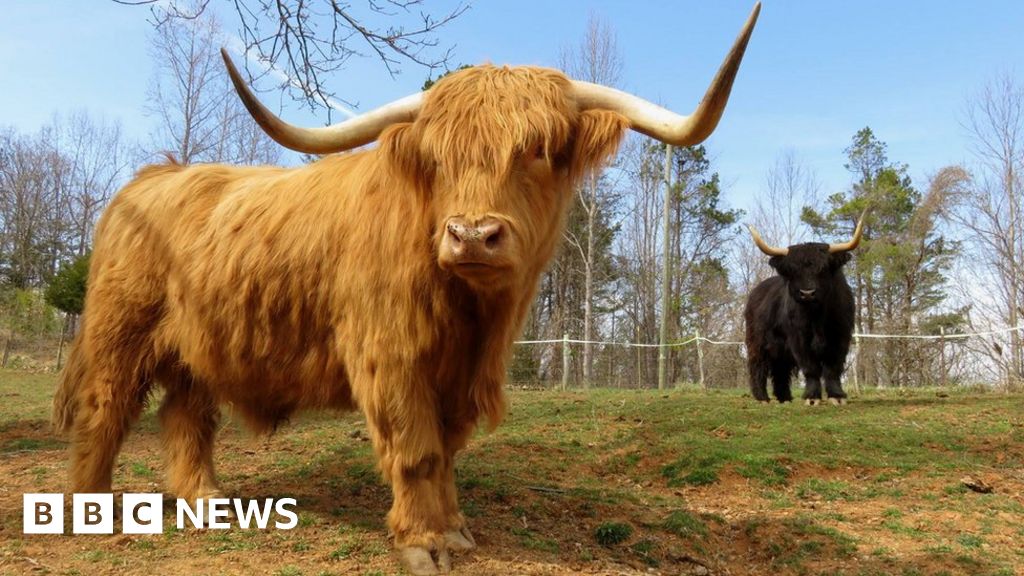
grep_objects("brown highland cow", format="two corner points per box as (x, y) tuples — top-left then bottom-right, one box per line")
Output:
(53, 5), (759, 573)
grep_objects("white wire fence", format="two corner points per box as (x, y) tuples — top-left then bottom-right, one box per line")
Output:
(509, 325), (1024, 391)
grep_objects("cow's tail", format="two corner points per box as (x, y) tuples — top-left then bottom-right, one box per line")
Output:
(52, 330), (88, 435)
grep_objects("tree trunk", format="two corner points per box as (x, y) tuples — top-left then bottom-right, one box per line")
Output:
(582, 175), (596, 388)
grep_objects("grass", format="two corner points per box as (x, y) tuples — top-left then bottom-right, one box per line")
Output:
(593, 522), (632, 546)
(1, 369), (1022, 575)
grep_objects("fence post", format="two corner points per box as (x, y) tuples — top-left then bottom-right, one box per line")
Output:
(561, 333), (570, 391)
(852, 333), (861, 396)
(939, 326), (947, 388)
(695, 329), (706, 391)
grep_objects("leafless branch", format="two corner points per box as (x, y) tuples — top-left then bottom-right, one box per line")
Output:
(123, 1), (468, 117)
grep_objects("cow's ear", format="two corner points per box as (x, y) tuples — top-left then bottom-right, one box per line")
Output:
(380, 122), (433, 187)
(829, 252), (852, 271)
(768, 255), (787, 274)
(570, 110), (628, 180)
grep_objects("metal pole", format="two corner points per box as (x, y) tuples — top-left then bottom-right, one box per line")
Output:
(657, 144), (673, 390)
(562, 333), (570, 391)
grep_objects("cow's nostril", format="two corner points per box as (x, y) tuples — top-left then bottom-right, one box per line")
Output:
(484, 227), (502, 249)
(446, 222), (465, 245)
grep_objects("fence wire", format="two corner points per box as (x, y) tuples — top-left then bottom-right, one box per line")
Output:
(510, 325), (1024, 390)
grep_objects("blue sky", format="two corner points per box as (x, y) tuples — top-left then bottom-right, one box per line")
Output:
(2, 1), (1022, 212)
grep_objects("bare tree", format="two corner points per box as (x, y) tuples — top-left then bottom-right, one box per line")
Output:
(617, 136), (667, 387)
(147, 8), (230, 164)
(49, 111), (130, 257)
(736, 150), (821, 291)
(147, 6), (281, 166)
(118, 0), (467, 116)
(954, 73), (1024, 387)
(558, 14), (623, 386)
(0, 129), (56, 288)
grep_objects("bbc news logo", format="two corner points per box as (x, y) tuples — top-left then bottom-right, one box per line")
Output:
(23, 494), (298, 534)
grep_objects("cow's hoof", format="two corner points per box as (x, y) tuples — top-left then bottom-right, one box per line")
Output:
(445, 526), (476, 552)
(805, 399), (820, 406)
(828, 398), (847, 406)
(398, 545), (451, 575)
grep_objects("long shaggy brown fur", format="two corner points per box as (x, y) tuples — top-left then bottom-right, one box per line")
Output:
(53, 64), (626, 556)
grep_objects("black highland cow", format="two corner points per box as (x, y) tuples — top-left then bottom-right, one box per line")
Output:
(743, 216), (864, 404)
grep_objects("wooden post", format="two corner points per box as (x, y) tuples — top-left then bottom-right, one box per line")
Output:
(695, 328), (706, 391)
(1, 334), (11, 369)
(55, 313), (69, 372)
(939, 326), (947, 388)
(561, 333), (570, 391)
(852, 333), (861, 396)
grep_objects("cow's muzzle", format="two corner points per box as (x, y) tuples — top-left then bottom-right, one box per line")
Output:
(438, 216), (512, 280)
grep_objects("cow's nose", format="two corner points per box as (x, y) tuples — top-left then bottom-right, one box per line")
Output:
(445, 217), (506, 258)
(799, 288), (816, 298)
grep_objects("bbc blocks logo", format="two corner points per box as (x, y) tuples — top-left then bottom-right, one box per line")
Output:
(23, 493), (298, 534)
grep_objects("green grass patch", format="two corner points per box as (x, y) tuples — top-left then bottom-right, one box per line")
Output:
(663, 510), (708, 538)
(594, 522), (632, 547)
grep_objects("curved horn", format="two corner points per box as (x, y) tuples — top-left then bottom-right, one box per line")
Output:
(828, 212), (867, 253)
(747, 224), (788, 257)
(572, 2), (760, 146)
(221, 49), (422, 154)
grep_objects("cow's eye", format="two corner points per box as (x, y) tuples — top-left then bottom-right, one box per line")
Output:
(529, 145), (545, 161)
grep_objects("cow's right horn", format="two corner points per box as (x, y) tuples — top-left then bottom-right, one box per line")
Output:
(828, 213), (867, 253)
(221, 49), (422, 154)
(747, 225), (788, 257)
(572, 2), (760, 146)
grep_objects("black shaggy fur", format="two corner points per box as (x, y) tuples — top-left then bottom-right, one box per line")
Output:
(744, 243), (856, 403)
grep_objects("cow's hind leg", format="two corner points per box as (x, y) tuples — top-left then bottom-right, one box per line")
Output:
(67, 310), (155, 493)
(748, 357), (771, 403)
(158, 370), (221, 501)
(771, 360), (794, 403)
(68, 368), (150, 493)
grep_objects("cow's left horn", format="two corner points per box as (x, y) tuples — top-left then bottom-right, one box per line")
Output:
(221, 49), (423, 154)
(828, 212), (867, 254)
(572, 2), (760, 146)
(747, 224), (788, 257)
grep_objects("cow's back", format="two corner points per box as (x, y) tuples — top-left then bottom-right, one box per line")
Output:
(87, 156), (425, 428)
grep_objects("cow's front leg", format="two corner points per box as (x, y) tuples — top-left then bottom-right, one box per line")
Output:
(363, 387), (450, 575)
(801, 365), (824, 405)
(441, 423), (476, 552)
(822, 362), (847, 405)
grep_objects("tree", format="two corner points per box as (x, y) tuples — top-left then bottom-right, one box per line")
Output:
(558, 14), (624, 386)
(119, 0), (468, 116)
(952, 73), (1024, 387)
(146, 6), (281, 165)
(45, 253), (90, 369)
(804, 128), (959, 387)
(45, 253), (89, 316)
(737, 150), (821, 291)
(0, 129), (60, 288)
(615, 141), (740, 388)
(663, 145), (742, 385)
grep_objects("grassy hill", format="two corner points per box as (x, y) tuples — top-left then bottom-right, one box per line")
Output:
(1, 370), (1021, 575)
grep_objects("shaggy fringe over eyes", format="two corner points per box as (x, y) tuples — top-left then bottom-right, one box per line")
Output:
(417, 65), (577, 179)
(570, 109), (629, 181)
